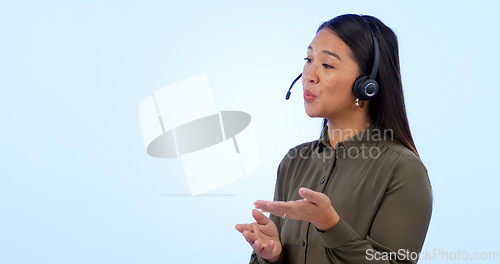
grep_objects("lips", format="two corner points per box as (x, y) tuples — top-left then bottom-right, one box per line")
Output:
(303, 90), (316, 102)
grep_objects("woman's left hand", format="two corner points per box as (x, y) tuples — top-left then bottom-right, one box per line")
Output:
(254, 187), (340, 231)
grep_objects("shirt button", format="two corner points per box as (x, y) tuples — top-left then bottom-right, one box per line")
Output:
(302, 241), (306, 246)
(320, 179), (325, 184)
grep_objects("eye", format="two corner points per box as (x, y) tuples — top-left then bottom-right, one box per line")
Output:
(322, 63), (334, 69)
(304, 57), (312, 63)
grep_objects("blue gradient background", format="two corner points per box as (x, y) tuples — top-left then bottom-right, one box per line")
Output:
(1, 0), (498, 263)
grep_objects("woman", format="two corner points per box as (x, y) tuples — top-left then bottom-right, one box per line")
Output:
(235, 14), (432, 264)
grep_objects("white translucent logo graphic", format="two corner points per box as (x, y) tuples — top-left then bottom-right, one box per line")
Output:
(139, 74), (258, 196)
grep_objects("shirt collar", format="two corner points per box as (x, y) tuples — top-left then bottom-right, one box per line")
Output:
(318, 124), (383, 150)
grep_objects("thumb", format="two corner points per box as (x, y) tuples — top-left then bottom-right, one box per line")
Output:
(298, 187), (322, 203)
(252, 209), (270, 225)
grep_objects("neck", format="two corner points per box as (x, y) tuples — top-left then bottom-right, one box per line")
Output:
(326, 110), (371, 148)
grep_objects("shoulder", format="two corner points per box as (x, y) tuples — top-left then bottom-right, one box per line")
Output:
(382, 140), (419, 158)
(376, 141), (431, 194)
(276, 140), (318, 180)
(381, 140), (427, 173)
(281, 140), (319, 160)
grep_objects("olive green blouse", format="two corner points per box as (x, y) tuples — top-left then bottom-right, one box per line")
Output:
(250, 125), (432, 264)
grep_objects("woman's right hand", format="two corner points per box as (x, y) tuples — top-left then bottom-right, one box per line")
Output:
(235, 209), (282, 263)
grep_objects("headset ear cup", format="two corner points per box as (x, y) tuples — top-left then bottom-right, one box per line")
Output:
(364, 79), (379, 99)
(353, 76), (379, 101)
(353, 76), (369, 100)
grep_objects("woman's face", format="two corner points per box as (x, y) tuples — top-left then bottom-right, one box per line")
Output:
(302, 28), (361, 119)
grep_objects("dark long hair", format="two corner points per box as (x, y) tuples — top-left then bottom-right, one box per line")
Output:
(318, 14), (419, 157)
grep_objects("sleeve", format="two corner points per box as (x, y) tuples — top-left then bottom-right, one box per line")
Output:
(249, 148), (296, 264)
(316, 154), (433, 263)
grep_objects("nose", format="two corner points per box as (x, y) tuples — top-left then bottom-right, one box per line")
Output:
(303, 64), (319, 85)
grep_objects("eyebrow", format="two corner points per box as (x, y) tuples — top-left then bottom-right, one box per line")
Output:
(308, 46), (342, 62)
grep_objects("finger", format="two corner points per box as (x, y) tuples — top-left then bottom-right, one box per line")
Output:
(298, 187), (324, 205)
(252, 239), (273, 256)
(254, 200), (270, 211)
(252, 209), (271, 225)
(255, 200), (285, 215)
(242, 230), (256, 245)
(256, 200), (285, 211)
(235, 222), (257, 232)
(254, 200), (269, 208)
(254, 239), (274, 257)
(252, 239), (263, 255)
(235, 224), (251, 233)
(255, 202), (281, 216)
(262, 201), (294, 216)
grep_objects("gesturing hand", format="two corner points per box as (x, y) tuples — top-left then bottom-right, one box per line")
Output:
(235, 209), (282, 263)
(254, 187), (340, 231)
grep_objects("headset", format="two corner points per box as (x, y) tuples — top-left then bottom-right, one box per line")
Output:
(285, 18), (380, 101)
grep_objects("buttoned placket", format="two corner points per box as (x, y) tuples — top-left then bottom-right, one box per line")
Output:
(302, 143), (340, 264)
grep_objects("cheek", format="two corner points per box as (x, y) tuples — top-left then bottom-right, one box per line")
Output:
(323, 77), (355, 100)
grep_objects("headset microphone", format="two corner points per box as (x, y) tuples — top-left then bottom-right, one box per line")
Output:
(286, 73), (302, 100)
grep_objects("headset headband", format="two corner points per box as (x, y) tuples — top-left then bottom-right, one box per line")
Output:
(362, 17), (380, 81)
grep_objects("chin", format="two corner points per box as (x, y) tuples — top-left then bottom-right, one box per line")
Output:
(304, 107), (322, 118)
